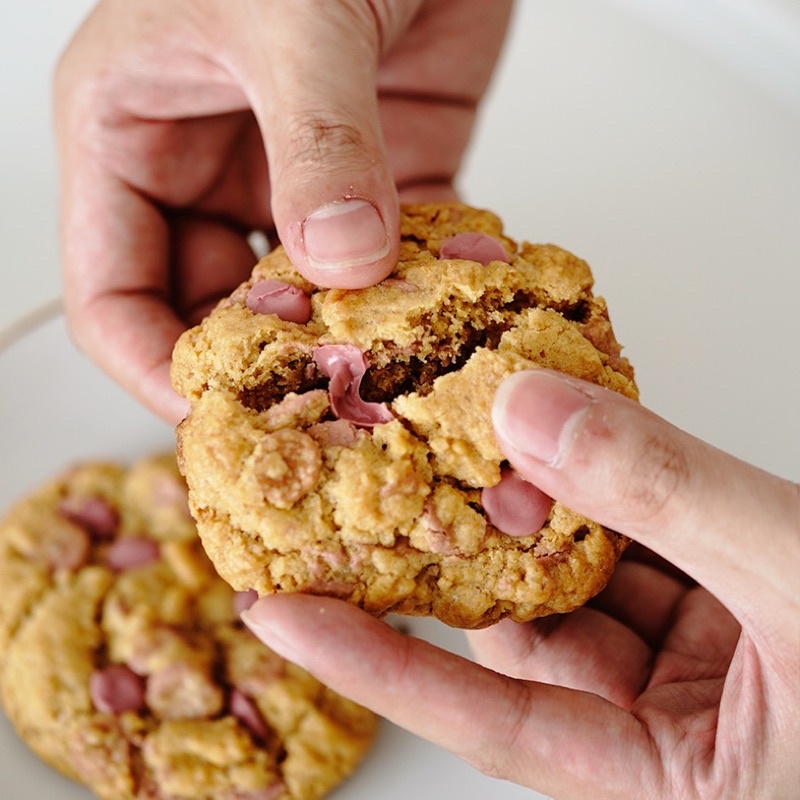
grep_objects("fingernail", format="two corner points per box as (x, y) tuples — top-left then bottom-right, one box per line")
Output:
(492, 370), (594, 466)
(302, 199), (390, 270)
(241, 602), (307, 668)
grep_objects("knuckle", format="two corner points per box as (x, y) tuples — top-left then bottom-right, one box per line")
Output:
(283, 112), (369, 173)
(464, 687), (534, 780)
(621, 431), (690, 525)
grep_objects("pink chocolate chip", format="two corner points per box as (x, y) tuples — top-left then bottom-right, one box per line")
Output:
(439, 232), (511, 265)
(59, 495), (119, 540)
(313, 344), (394, 428)
(481, 467), (553, 537)
(90, 664), (146, 714)
(230, 689), (271, 742)
(105, 536), (160, 571)
(246, 280), (312, 323)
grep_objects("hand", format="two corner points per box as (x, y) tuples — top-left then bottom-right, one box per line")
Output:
(54, 0), (512, 422)
(241, 369), (800, 799)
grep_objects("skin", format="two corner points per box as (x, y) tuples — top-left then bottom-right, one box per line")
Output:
(54, 0), (513, 422)
(243, 370), (800, 799)
(55, 2), (800, 797)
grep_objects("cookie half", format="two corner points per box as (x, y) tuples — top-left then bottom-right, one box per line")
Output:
(172, 202), (638, 629)
(0, 455), (377, 800)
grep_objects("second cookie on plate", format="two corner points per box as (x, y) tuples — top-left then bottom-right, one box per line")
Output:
(0, 454), (377, 800)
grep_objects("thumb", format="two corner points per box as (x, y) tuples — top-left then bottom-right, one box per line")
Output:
(491, 369), (800, 639)
(234, 1), (419, 288)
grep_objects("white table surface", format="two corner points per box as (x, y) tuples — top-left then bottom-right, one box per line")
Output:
(1, 2), (799, 799)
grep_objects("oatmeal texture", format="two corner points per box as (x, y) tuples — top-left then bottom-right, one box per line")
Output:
(0, 455), (376, 800)
(172, 203), (638, 629)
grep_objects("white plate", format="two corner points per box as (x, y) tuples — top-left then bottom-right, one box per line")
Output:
(0, 309), (544, 800)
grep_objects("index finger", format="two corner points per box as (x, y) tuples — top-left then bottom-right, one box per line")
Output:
(59, 165), (254, 423)
(57, 154), (186, 421)
(242, 593), (658, 799)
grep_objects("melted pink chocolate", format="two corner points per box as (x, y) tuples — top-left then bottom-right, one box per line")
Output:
(246, 280), (312, 323)
(439, 232), (510, 265)
(313, 345), (394, 428)
(230, 689), (271, 741)
(105, 536), (160, 571)
(59, 496), (119, 540)
(89, 664), (146, 714)
(481, 467), (552, 537)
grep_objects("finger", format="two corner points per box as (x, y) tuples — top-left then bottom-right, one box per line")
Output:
(58, 157), (186, 423)
(54, 6), (259, 425)
(465, 560), (693, 704)
(233, 1), (415, 288)
(589, 558), (691, 648)
(491, 369), (800, 640)
(466, 607), (653, 709)
(171, 215), (258, 325)
(376, 0), (514, 199)
(589, 558), (689, 649)
(648, 586), (741, 686)
(243, 593), (660, 799)
(60, 168), (252, 424)
(619, 541), (696, 587)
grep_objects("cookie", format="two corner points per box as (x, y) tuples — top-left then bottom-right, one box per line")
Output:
(172, 202), (638, 629)
(0, 454), (377, 800)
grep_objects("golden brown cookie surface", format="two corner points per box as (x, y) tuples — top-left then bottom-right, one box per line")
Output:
(172, 203), (638, 629)
(0, 455), (376, 800)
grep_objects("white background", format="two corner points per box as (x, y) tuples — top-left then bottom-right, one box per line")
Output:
(1, 1), (799, 799)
